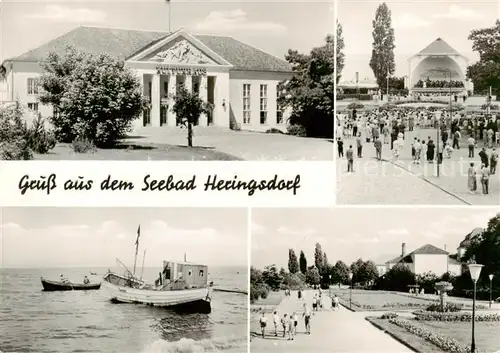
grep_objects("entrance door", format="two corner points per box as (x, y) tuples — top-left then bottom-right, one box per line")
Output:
(160, 105), (167, 126)
(143, 108), (151, 127)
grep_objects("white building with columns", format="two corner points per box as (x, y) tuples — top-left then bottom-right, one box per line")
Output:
(406, 38), (473, 95)
(0, 26), (293, 132)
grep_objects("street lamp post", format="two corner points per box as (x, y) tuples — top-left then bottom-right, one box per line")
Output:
(489, 274), (494, 309)
(468, 263), (483, 353)
(348, 272), (353, 309)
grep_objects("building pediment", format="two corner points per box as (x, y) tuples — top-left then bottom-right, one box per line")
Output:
(127, 29), (232, 67)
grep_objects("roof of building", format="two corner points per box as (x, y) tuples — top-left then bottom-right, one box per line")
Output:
(386, 244), (449, 264)
(5, 26), (292, 73)
(417, 38), (460, 56)
(459, 227), (484, 248)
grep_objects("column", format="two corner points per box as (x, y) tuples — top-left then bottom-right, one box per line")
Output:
(151, 74), (160, 127)
(199, 75), (208, 126)
(185, 75), (192, 93)
(167, 75), (177, 126)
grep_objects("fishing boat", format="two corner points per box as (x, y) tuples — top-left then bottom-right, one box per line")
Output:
(41, 277), (101, 291)
(101, 225), (212, 313)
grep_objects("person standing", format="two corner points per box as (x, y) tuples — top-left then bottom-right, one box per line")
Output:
(337, 138), (344, 158)
(292, 312), (298, 336)
(453, 129), (461, 149)
(467, 162), (477, 194)
(281, 314), (288, 338)
(467, 136), (475, 158)
(374, 137), (382, 161)
(413, 139), (422, 164)
(273, 311), (280, 337)
(356, 132), (363, 158)
(480, 163), (490, 195)
(479, 147), (489, 168)
(490, 148), (498, 174)
(427, 139), (435, 163)
(346, 145), (354, 172)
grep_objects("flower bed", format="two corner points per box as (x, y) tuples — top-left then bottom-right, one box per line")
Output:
(389, 318), (470, 353)
(414, 311), (500, 322)
(382, 302), (429, 309)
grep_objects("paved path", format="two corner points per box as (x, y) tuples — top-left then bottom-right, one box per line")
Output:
(129, 126), (334, 161)
(250, 290), (412, 353)
(337, 127), (499, 205)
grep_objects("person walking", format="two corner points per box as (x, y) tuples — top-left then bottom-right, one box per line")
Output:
(337, 138), (344, 158)
(374, 137), (382, 161)
(292, 312), (298, 336)
(467, 136), (475, 158)
(273, 311), (280, 337)
(413, 139), (422, 164)
(281, 314), (288, 338)
(346, 145), (354, 172)
(302, 303), (311, 335)
(453, 130), (461, 149)
(479, 147), (489, 168)
(259, 312), (267, 338)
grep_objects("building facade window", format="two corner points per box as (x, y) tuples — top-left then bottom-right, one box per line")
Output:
(27, 102), (39, 112)
(276, 89), (283, 124)
(259, 84), (267, 124)
(243, 84), (251, 124)
(27, 78), (39, 95)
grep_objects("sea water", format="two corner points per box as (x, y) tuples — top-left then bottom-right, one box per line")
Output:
(0, 266), (247, 353)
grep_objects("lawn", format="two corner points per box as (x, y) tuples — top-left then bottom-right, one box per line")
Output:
(33, 142), (241, 161)
(332, 290), (434, 311)
(368, 317), (500, 353)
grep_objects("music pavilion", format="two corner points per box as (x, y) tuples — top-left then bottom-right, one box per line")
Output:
(0, 26), (293, 131)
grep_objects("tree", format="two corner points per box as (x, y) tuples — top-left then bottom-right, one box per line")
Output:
(299, 251), (308, 274)
(322, 252), (330, 274)
(336, 20), (345, 83)
(305, 266), (321, 286)
(369, 3), (396, 91)
(314, 243), (324, 272)
(331, 260), (349, 284)
(279, 35), (334, 138)
(261, 264), (283, 291)
(359, 260), (379, 284)
(288, 249), (300, 274)
(467, 21), (500, 96)
(376, 263), (415, 292)
(172, 86), (213, 147)
(350, 258), (365, 283)
(38, 46), (143, 147)
(0, 101), (32, 160)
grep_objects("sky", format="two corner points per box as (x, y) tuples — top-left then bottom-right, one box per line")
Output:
(0, 0), (334, 63)
(0, 208), (248, 268)
(338, 0), (500, 81)
(251, 207), (500, 269)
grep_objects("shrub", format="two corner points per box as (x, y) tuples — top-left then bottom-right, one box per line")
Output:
(71, 137), (96, 153)
(265, 128), (284, 134)
(347, 102), (364, 110)
(380, 312), (399, 319)
(0, 102), (33, 160)
(426, 302), (463, 313)
(25, 113), (57, 154)
(382, 302), (428, 309)
(389, 318), (470, 353)
(414, 311), (500, 322)
(250, 284), (260, 303)
(287, 124), (307, 137)
(259, 286), (270, 299)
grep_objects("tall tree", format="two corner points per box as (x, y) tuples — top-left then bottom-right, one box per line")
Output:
(322, 252), (329, 273)
(369, 3), (396, 91)
(288, 249), (300, 274)
(299, 251), (308, 274)
(336, 20), (345, 84)
(305, 266), (321, 286)
(314, 243), (324, 271)
(466, 20), (500, 95)
(332, 260), (350, 284)
(279, 35), (334, 138)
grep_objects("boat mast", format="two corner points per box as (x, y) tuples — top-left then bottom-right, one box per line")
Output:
(140, 249), (146, 280)
(133, 225), (140, 276)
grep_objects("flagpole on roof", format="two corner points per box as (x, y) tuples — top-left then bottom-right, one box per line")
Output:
(167, 0), (171, 33)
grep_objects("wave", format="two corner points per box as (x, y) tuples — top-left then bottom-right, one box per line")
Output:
(140, 336), (246, 353)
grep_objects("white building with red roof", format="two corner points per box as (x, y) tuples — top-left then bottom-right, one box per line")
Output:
(0, 26), (293, 132)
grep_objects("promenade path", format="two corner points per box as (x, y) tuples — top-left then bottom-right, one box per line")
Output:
(337, 127), (499, 205)
(250, 290), (412, 353)
(129, 126), (334, 161)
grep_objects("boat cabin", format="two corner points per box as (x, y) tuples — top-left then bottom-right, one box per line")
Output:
(156, 261), (208, 290)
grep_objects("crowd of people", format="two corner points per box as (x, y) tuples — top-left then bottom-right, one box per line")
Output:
(257, 289), (342, 342)
(336, 106), (499, 195)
